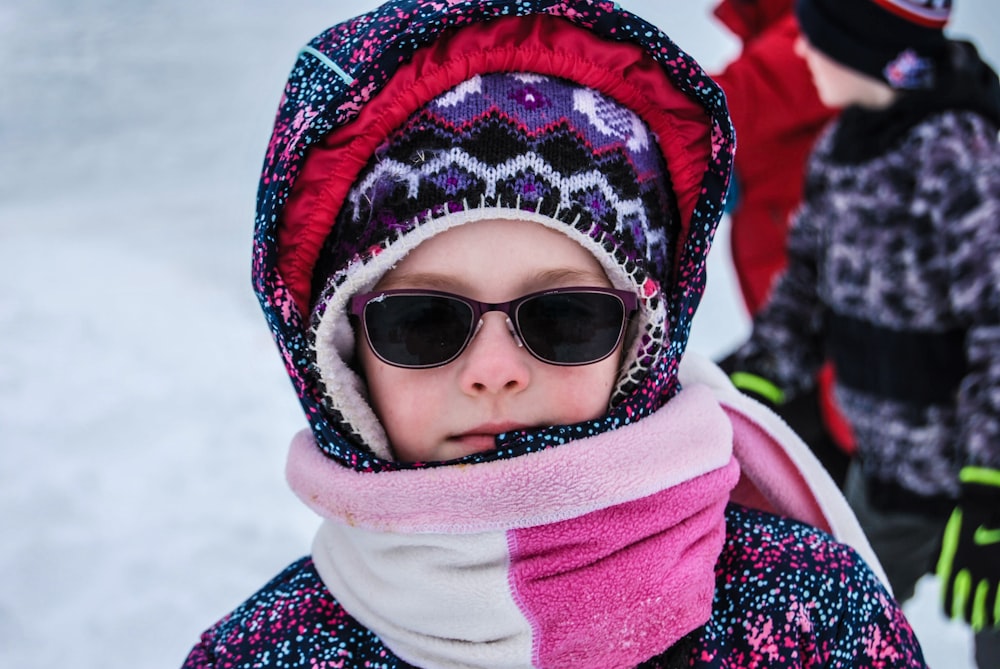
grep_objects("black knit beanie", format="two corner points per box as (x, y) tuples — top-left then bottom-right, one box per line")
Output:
(795, 0), (952, 89)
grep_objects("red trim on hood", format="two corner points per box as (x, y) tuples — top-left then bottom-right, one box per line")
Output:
(278, 14), (713, 316)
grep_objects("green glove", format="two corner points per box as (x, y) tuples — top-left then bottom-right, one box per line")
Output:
(729, 371), (786, 408)
(717, 351), (785, 409)
(936, 466), (1000, 632)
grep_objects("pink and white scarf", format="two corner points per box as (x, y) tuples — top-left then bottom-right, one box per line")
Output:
(286, 354), (882, 669)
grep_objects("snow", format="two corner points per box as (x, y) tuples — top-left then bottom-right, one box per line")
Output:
(2, 1), (996, 667)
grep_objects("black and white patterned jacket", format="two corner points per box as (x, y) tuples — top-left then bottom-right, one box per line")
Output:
(732, 41), (1000, 510)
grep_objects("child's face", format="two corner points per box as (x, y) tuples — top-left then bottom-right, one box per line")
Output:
(356, 219), (625, 463)
(795, 36), (897, 110)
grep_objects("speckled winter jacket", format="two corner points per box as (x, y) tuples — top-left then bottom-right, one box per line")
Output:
(182, 1), (926, 667)
(731, 41), (1000, 511)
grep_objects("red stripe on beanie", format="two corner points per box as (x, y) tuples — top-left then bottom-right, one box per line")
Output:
(870, 0), (951, 28)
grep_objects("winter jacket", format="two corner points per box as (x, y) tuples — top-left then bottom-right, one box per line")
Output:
(711, 0), (836, 316)
(729, 40), (1000, 512)
(182, 1), (926, 667)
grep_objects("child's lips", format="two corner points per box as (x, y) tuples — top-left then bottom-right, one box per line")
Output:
(450, 422), (529, 450)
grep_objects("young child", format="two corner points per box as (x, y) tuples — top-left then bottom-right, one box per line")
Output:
(182, 1), (927, 666)
(725, 0), (1000, 665)
(708, 0), (853, 487)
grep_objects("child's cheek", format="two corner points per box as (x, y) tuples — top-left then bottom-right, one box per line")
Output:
(550, 364), (618, 423)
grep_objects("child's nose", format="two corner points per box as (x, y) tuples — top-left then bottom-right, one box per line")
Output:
(457, 313), (531, 395)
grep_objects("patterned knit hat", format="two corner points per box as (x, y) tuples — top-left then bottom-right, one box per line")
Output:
(308, 72), (678, 459)
(796, 0), (952, 89)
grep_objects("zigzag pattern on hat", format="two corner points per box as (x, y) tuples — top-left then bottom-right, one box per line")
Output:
(342, 146), (666, 261)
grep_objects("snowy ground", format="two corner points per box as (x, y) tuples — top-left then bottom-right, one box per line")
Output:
(2, 2), (997, 667)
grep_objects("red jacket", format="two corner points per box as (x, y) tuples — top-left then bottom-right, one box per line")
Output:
(711, 0), (835, 315)
(711, 0), (854, 452)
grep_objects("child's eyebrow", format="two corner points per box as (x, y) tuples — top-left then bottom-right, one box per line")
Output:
(533, 267), (613, 286)
(372, 272), (460, 292)
(375, 268), (613, 293)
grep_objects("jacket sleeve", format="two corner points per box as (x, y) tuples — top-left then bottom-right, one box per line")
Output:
(725, 143), (831, 400)
(938, 117), (1000, 473)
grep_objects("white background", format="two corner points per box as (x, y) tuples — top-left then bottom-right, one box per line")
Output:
(2, 2), (998, 667)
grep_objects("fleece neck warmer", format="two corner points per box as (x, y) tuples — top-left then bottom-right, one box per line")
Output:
(292, 384), (738, 669)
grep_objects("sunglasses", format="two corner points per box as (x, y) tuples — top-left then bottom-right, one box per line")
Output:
(348, 286), (638, 369)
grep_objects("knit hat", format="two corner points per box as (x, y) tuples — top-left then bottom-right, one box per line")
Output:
(308, 72), (678, 459)
(796, 0), (952, 89)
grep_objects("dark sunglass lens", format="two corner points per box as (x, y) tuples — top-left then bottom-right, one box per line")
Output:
(517, 292), (625, 364)
(364, 295), (473, 367)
